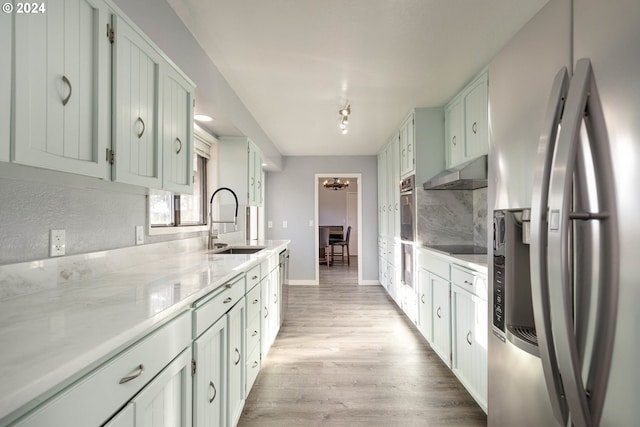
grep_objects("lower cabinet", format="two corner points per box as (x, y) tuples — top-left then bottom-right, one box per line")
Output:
(226, 300), (246, 427)
(451, 286), (488, 412)
(431, 274), (452, 368)
(417, 267), (432, 342)
(260, 264), (280, 358)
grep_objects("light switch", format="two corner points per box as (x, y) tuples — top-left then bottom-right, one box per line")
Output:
(282, 220), (288, 229)
(309, 219), (314, 227)
(268, 221), (273, 229)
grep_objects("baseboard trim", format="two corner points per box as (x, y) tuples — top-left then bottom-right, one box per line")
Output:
(360, 280), (382, 286)
(289, 280), (318, 286)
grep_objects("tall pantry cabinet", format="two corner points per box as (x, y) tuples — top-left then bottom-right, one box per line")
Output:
(0, 10), (10, 162)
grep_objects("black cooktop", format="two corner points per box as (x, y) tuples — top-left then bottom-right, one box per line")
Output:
(425, 245), (488, 255)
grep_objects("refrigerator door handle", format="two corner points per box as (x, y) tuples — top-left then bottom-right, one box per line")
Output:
(530, 66), (570, 426)
(547, 58), (619, 427)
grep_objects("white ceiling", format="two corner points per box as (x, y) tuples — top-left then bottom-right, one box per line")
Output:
(168, 0), (548, 158)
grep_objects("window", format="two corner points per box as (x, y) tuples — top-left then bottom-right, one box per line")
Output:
(148, 125), (216, 234)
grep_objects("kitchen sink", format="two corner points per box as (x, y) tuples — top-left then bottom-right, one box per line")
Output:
(209, 247), (265, 255)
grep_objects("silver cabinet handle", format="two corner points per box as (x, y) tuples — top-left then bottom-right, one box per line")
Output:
(175, 137), (182, 154)
(119, 364), (144, 384)
(436, 307), (441, 319)
(264, 307), (268, 318)
(234, 348), (241, 366)
(464, 280), (472, 285)
(61, 75), (72, 106)
(252, 275), (258, 280)
(472, 122), (477, 134)
(421, 294), (425, 304)
(452, 135), (456, 146)
(223, 297), (232, 304)
(252, 298), (259, 305)
(135, 117), (145, 138)
(466, 331), (472, 346)
(208, 381), (217, 403)
(252, 330), (258, 337)
(530, 66), (570, 426)
(252, 361), (259, 368)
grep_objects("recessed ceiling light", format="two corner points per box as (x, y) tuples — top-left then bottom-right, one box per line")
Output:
(194, 114), (214, 122)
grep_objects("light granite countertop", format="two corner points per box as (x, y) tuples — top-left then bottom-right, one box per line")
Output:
(418, 246), (489, 274)
(0, 239), (288, 424)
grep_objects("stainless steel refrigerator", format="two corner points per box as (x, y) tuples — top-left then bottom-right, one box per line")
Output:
(487, 0), (640, 426)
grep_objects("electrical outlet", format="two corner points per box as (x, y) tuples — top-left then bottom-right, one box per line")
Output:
(50, 229), (65, 257)
(135, 226), (144, 245)
(268, 221), (273, 229)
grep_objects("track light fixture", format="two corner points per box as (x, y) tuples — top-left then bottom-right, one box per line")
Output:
(338, 102), (351, 134)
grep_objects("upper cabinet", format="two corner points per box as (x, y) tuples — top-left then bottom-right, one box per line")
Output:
(0, 11), (10, 162)
(218, 137), (264, 207)
(161, 65), (195, 194)
(399, 114), (415, 177)
(445, 71), (488, 168)
(11, 0), (111, 178)
(111, 14), (163, 188)
(5, 0), (195, 193)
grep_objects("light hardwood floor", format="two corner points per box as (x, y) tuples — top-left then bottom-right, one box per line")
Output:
(238, 257), (487, 426)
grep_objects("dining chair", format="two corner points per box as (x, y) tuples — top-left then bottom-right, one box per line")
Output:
(319, 227), (331, 267)
(331, 225), (351, 265)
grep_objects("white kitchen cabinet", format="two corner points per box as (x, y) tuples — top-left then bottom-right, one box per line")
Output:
(417, 267), (433, 342)
(445, 70), (488, 168)
(111, 13), (162, 188)
(431, 274), (451, 368)
(245, 284), (261, 395)
(162, 65), (195, 194)
(193, 315), (227, 427)
(451, 285), (488, 412)
(131, 348), (192, 427)
(227, 300), (246, 427)
(12, 311), (191, 427)
(399, 113), (415, 177)
(12, 0), (111, 178)
(0, 10), (11, 163)
(445, 98), (464, 167)
(218, 138), (264, 207)
(260, 259), (281, 359)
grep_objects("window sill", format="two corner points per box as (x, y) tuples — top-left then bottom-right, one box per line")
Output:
(148, 224), (208, 236)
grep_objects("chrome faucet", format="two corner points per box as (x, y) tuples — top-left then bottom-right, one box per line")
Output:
(208, 187), (239, 249)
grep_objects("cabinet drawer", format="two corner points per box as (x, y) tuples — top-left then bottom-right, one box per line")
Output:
(451, 265), (487, 299)
(245, 346), (261, 395)
(246, 314), (261, 354)
(193, 275), (245, 338)
(260, 260), (269, 280)
(246, 264), (261, 292)
(14, 311), (191, 427)
(418, 249), (450, 279)
(246, 284), (261, 322)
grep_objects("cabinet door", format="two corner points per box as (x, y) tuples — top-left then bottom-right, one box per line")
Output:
(463, 74), (488, 160)
(112, 14), (162, 188)
(104, 404), (134, 427)
(13, 0), (110, 177)
(193, 316), (227, 427)
(417, 268), (433, 342)
(254, 149), (263, 206)
(431, 275), (451, 367)
(378, 148), (388, 236)
(132, 348), (192, 427)
(0, 10), (11, 162)
(388, 137), (400, 238)
(227, 300), (246, 427)
(452, 287), (488, 411)
(445, 98), (464, 167)
(260, 277), (271, 357)
(400, 113), (415, 177)
(162, 65), (194, 194)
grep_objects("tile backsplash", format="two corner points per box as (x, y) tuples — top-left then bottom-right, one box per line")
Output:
(417, 187), (488, 248)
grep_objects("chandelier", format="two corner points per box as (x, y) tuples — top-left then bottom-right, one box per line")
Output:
(323, 178), (349, 191)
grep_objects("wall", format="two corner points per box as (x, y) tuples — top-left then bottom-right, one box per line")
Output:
(318, 178), (359, 226)
(265, 156), (377, 282)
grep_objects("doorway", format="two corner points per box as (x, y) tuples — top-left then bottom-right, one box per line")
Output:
(315, 173), (362, 285)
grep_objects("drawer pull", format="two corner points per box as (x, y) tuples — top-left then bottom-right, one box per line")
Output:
(209, 381), (217, 403)
(252, 330), (258, 337)
(466, 331), (473, 346)
(252, 361), (259, 368)
(119, 364), (144, 384)
(253, 298), (259, 304)
(251, 275), (258, 280)
(223, 297), (233, 304)
(234, 348), (241, 365)
(464, 280), (472, 285)
(225, 283), (232, 289)
(437, 307), (442, 319)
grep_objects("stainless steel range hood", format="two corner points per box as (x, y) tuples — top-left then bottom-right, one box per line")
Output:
(423, 155), (488, 190)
